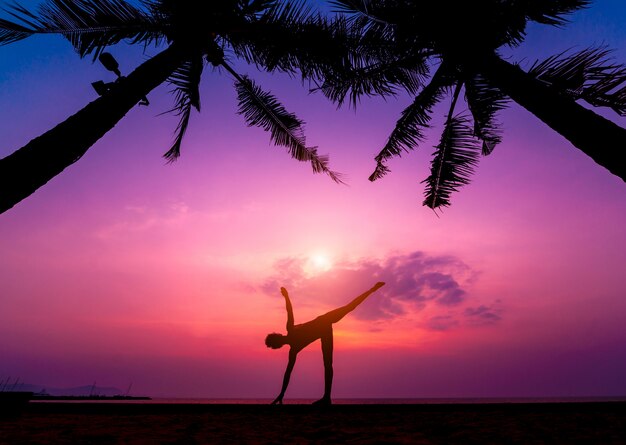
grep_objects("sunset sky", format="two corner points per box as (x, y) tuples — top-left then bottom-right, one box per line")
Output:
(1, 1), (626, 399)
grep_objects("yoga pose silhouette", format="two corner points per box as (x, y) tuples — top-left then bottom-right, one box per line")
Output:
(266, 282), (386, 405)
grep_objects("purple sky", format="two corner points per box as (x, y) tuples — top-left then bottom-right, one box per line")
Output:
(1, 1), (626, 398)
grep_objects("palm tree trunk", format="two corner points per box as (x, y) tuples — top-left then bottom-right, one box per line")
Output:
(0, 44), (187, 214)
(480, 54), (626, 182)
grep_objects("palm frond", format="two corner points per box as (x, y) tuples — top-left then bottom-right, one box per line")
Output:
(330, 0), (372, 16)
(0, 15), (32, 45)
(530, 46), (612, 92)
(330, 0), (401, 28)
(369, 64), (451, 181)
(162, 56), (204, 162)
(521, 0), (590, 26)
(234, 73), (344, 183)
(249, 0), (323, 77)
(258, 0), (316, 29)
(465, 74), (508, 155)
(422, 114), (481, 209)
(1, 0), (160, 57)
(529, 46), (626, 116)
(334, 3), (399, 62)
(321, 52), (428, 107)
(316, 8), (426, 107)
(241, 0), (277, 18)
(228, 0), (351, 83)
(43, 0), (161, 57)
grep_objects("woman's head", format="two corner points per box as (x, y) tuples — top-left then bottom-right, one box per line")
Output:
(265, 332), (286, 349)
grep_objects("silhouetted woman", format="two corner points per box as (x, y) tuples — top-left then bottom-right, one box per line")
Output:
(266, 282), (386, 405)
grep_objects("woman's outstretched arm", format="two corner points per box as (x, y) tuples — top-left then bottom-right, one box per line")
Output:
(271, 349), (297, 405)
(281, 287), (294, 332)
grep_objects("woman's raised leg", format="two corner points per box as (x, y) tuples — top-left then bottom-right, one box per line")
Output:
(319, 282), (385, 324)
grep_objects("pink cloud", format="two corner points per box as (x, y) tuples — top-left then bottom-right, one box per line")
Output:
(260, 251), (502, 330)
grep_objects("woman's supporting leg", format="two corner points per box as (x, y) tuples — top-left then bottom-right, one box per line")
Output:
(313, 330), (334, 405)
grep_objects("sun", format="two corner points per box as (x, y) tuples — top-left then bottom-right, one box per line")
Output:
(311, 253), (332, 270)
(306, 253), (333, 275)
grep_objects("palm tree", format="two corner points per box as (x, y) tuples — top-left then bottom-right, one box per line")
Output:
(323, 0), (626, 210)
(0, 0), (347, 214)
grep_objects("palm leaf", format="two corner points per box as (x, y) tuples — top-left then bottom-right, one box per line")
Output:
(422, 114), (481, 209)
(42, 0), (160, 57)
(316, 8), (427, 107)
(227, 0), (349, 82)
(464, 74), (508, 155)
(333, 1), (399, 58)
(521, 0), (590, 26)
(257, 0), (316, 32)
(497, 0), (589, 46)
(0, 15), (32, 45)
(369, 64), (451, 181)
(1, 0), (160, 57)
(330, 0), (402, 28)
(330, 0), (373, 16)
(240, 0), (278, 18)
(162, 55), (204, 162)
(234, 73), (344, 183)
(529, 46), (626, 116)
(321, 52), (428, 107)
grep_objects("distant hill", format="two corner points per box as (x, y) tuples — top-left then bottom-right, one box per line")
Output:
(7, 383), (124, 396)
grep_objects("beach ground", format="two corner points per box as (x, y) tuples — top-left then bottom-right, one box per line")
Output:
(1, 402), (625, 444)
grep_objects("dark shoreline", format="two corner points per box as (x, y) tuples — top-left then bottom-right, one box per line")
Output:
(23, 400), (626, 414)
(31, 395), (151, 401)
(2, 402), (625, 444)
